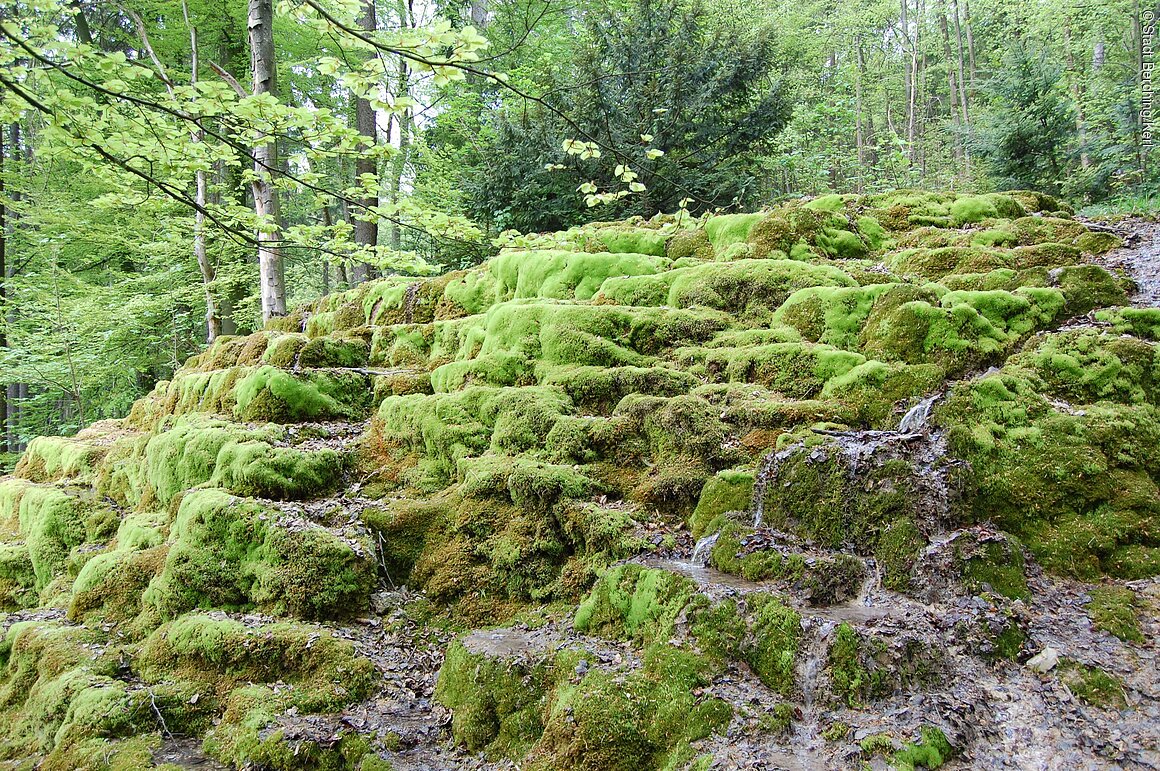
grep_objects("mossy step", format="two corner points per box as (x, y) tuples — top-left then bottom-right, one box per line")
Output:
(0, 478), (119, 608)
(436, 618), (731, 769)
(128, 365), (374, 428)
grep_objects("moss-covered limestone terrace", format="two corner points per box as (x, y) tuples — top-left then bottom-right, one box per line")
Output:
(0, 190), (1157, 769)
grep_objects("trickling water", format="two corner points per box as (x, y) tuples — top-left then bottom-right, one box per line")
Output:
(792, 618), (837, 769)
(751, 442), (804, 528)
(898, 393), (939, 434)
(691, 532), (719, 566)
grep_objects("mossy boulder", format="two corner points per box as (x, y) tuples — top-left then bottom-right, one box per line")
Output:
(143, 489), (376, 620)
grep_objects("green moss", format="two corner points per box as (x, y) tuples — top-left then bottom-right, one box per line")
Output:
(938, 368), (1160, 580)
(1006, 190), (1068, 215)
(14, 435), (106, 484)
(886, 246), (1010, 279)
(489, 249), (672, 303)
(0, 542), (37, 610)
(376, 386), (574, 489)
(950, 195), (999, 225)
(970, 229), (1019, 248)
(434, 639), (550, 759)
(822, 721), (850, 742)
(805, 194), (849, 213)
(704, 213), (765, 250)
(739, 594), (801, 694)
(541, 365), (697, 414)
(596, 227), (668, 257)
(462, 456), (595, 510)
(426, 302), (722, 390)
(816, 227), (868, 258)
(234, 366), (370, 423)
(859, 733), (895, 755)
(143, 489), (375, 620)
(1075, 230), (1122, 254)
(665, 228), (713, 261)
(297, 336), (371, 368)
(1055, 265), (1128, 315)
(134, 417), (342, 506)
(747, 443), (942, 553)
(688, 340), (866, 398)
(892, 726), (955, 770)
(982, 193), (1028, 219)
(991, 622), (1027, 661)
(69, 542), (166, 622)
(861, 287), (1064, 370)
(0, 621), (156, 760)
(0, 481), (114, 596)
(208, 713), (376, 771)
(574, 564), (700, 643)
(875, 517), (925, 592)
(959, 534), (1029, 600)
(533, 645), (731, 771)
(359, 496), (444, 584)
(1005, 331), (1159, 406)
(1011, 242), (1083, 269)
(1010, 216), (1086, 246)
(689, 470), (754, 538)
(823, 360), (945, 426)
(672, 259), (857, 314)
(1095, 307), (1160, 341)
(1086, 586), (1144, 643)
(139, 614), (376, 706)
(747, 207), (848, 258)
(828, 623), (888, 706)
(757, 702), (796, 735)
(1056, 659), (1127, 709)
(772, 284), (897, 350)
(262, 333), (308, 368)
(210, 441), (343, 501)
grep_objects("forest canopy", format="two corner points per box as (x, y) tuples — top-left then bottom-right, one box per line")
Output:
(0, 0), (1156, 459)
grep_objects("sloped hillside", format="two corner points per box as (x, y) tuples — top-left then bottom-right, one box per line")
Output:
(1, 190), (1157, 770)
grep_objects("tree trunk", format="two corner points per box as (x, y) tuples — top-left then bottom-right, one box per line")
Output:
(903, 0), (919, 165)
(248, 0), (287, 321)
(1064, 26), (1091, 171)
(962, 0), (976, 92)
(4, 123), (22, 453)
(855, 40), (865, 190)
(14, 384), (27, 453)
(470, 0), (489, 27)
(71, 1), (93, 45)
(184, 9), (221, 342)
(939, 2), (963, 165)
(351, 0), (379, 284)
(387, 0), (414, 255)
(951, 0), (970, 174)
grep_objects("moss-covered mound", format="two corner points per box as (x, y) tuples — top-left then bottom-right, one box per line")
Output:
(0, 191), (1154, 770)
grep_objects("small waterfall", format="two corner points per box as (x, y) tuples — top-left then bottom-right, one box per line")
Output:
(792, 618), (837, 768)
(691, 532), (719, 565)
(750, 442), (803, 528)
(898, 393), (939, 434)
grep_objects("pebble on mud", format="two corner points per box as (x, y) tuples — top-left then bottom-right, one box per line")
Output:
(1026, 646), (1060, 673)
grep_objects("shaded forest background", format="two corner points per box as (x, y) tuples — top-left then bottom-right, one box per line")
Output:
(0, 0), (1157, 464)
